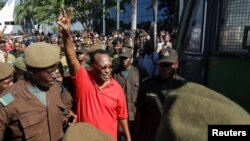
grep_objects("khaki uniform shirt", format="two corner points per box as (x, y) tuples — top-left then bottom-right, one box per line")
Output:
(113, 65), (149, 121)
(134, 76), (186, 141)
(0, 80), (72, 141)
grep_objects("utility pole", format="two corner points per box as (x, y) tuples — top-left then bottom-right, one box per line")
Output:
(116, 0), (120, 30)
(102, 0), (106, 35)
(131, 0), (137, 30)
(152, 0), (158, 50)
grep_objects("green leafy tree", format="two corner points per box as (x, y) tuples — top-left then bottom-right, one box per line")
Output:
(68, 0), (116, 32)
(158, 0), (177, 32)
(33, 0), (64, 23)
(15, 0), (117, 33)
(0, 1), (5, 10)
(15, 0), (35, 34)
(15, 0), (64, 34)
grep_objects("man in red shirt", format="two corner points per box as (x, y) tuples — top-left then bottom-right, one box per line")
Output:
(57, 6), (131, 141)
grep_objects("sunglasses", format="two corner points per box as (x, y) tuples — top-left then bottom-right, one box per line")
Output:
(94, 63), (113, 70)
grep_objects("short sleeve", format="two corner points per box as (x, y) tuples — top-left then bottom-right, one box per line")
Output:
(71, 67), (89, 89)
(116, 88), (128, 119)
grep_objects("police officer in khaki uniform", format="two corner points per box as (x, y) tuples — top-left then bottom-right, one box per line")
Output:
(0, 62), (14, 93)
(134, 48), (186, 141)
(0, 42), (76, 141)
(13, 56), (27, 82)
(75, 41), (90, 68)
(113, 46), (149, 140)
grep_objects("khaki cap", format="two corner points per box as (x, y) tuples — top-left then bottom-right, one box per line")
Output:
(14, 57), (26, 71)
(63, 122), (114, 141)
(76, 46), (88, 53)
(24, 42), (60, 68)
(119, 47), (133, 58)
(123, 39), (134, 48)
(7, 53), (16, 64)
(0, 62), (14, 80)
(81, 38), (92, 46)
(88, 43), (103, 53)
(157, 48), (178, 64)
(157, 82), (250, 141)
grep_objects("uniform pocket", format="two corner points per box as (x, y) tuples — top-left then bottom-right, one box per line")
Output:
(57, 102), (67, 112)
(132, 82), (139, 103)
(19, 114), (43, 139)
(57, 102), (67, 124)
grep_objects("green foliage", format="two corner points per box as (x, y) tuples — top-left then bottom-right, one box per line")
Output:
(158, 0), (177, 31)
(14, 0), (116, 32)
(0, 2), (5, 10)
(70, 0), (115, 31)
(139, 0), (176, 32)
(51, 26), (58, 33)
(15, 0), (64, 25)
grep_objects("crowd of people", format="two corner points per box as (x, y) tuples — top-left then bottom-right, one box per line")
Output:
(0, 6), (249, 141)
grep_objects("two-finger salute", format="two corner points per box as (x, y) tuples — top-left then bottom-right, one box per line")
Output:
(57, 5), (73, 35)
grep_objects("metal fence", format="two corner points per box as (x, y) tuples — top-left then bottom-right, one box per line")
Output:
(218, 0), (250, 55)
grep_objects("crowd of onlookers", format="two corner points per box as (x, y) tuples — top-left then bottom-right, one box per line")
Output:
(0, 28), (177, 63)
(1, 19), (249, 141)
(0, 28), (178, 81)
(0, 25), (179, 141)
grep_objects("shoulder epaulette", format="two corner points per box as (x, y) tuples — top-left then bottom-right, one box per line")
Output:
(0, 93), (15, 107)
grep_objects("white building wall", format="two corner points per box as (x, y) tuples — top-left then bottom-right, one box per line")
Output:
(0, 0), (22, 34)
(0, 0), (84, 34)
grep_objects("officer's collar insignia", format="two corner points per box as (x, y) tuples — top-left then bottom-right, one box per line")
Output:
(0, 93), (15, 107)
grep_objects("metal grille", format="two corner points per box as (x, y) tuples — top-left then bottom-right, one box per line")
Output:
(218, 0), (250, 54)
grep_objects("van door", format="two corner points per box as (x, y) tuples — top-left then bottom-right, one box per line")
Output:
(177, 0), (208, 84)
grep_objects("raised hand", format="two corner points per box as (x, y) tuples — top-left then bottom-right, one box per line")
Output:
(63, 110), (77, 130)
(57, 5), (73, 35)
(0, 26), (7, 40)
(57, 5), (81, 75)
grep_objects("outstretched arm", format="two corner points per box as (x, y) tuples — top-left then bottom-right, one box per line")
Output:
(57, 5), (81, 75)
(0, 26), (7, 41)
